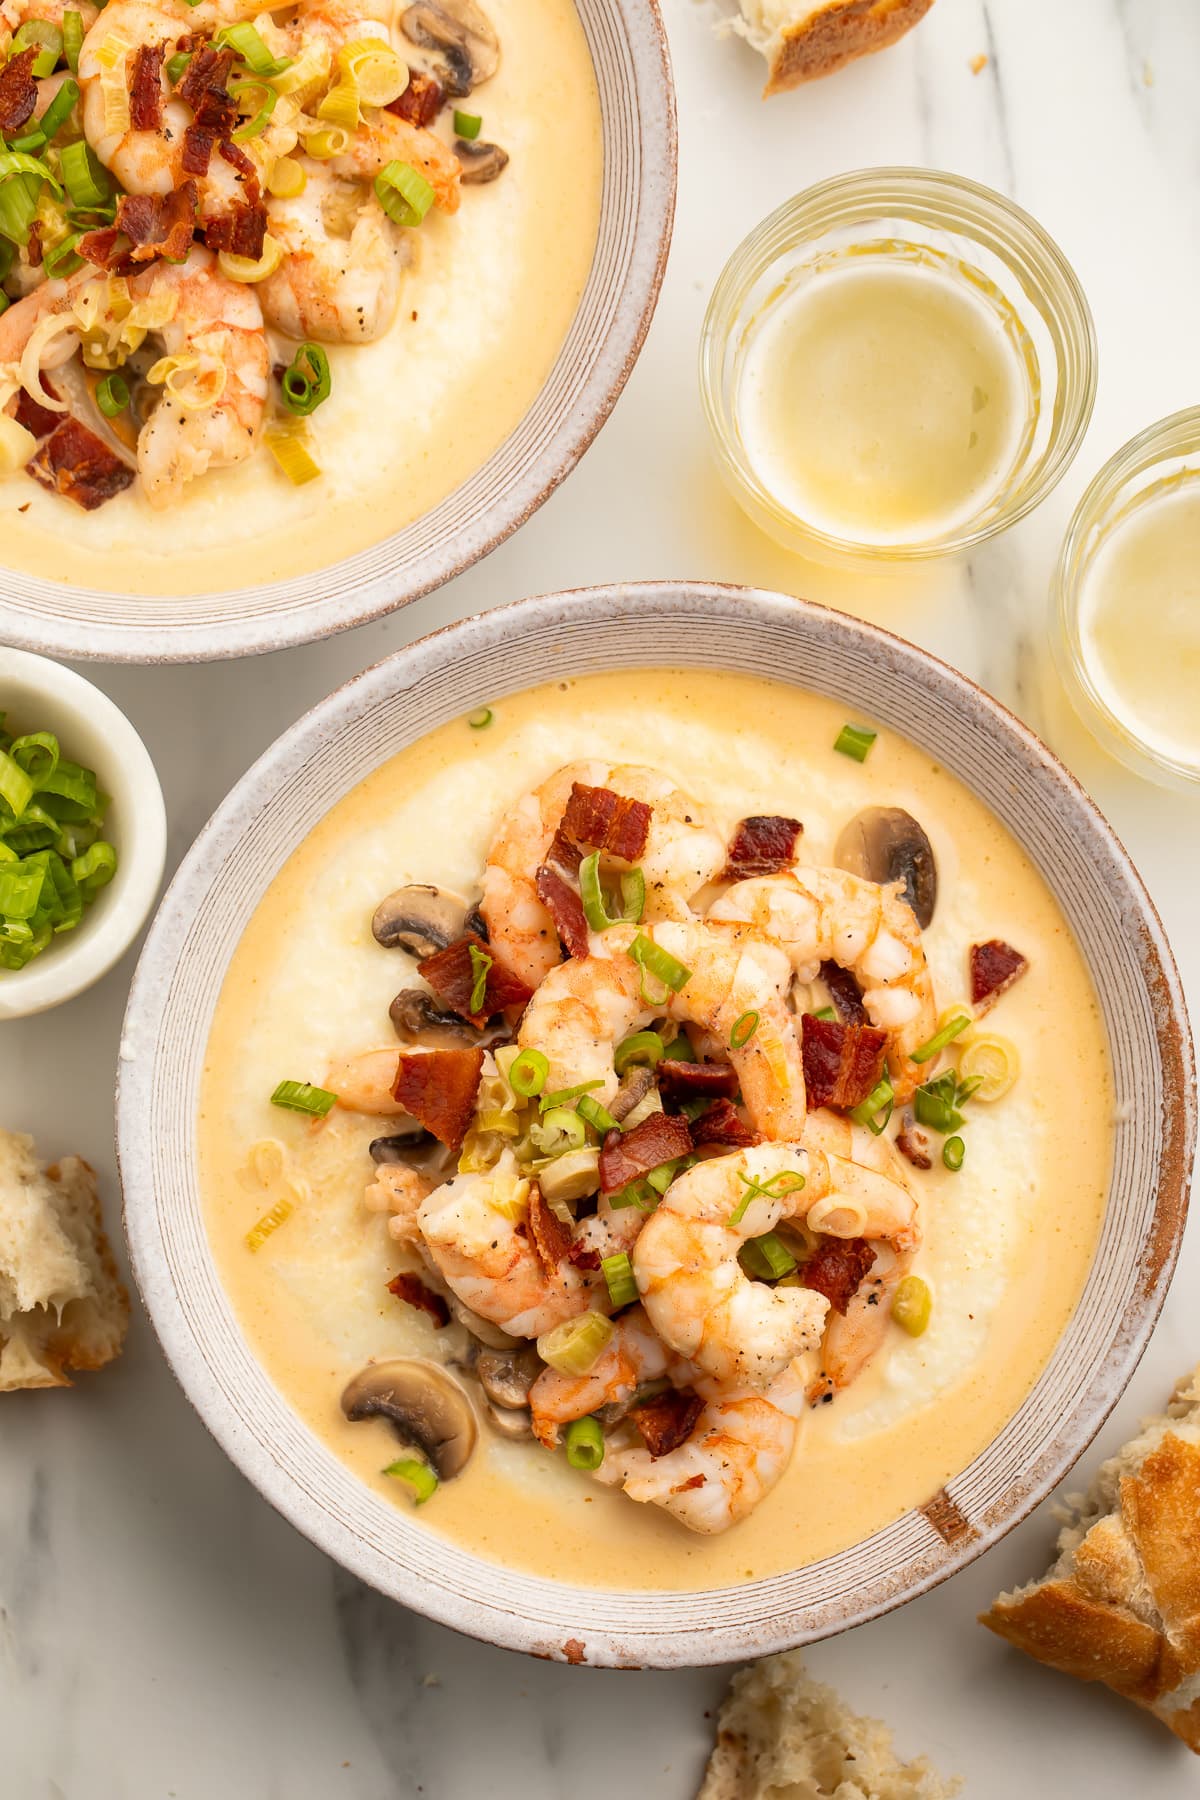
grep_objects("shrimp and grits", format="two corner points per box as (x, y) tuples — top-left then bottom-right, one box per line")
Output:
(199, 670), (1112, 1585)
(0, 0), (600, 591)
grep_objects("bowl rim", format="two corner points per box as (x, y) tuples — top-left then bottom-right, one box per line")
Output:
(0, 649), (166, 1019)
(117, 582), (1195, 1666)
(0, 0), (677, 666)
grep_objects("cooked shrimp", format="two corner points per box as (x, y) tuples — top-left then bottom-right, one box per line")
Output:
(481, 761), (728, 991)
(528, 1306), (675, 1447)
(327, 1047), (405, 1114)
(364, 1161), (433, 1241)
(633, 1141), (917, 1387)
(417, 1151), (596, 1338)
(330, 108), (461, 213)
(131, 246), (268, 505)
(259, 160), (410, 342)
(0, 267), (90, 373)
(708, 867), (937, 1100)
(810, 1239), (915, 1403)
(78, 0), (187, 193)
(595, 1362), (808, 1535)
(0, 0), (96, 52)
(516, 921), (806, 1139)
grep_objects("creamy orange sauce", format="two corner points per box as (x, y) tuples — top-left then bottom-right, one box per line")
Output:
(199, 670), (1111, 1589)
(0, 0), (602, 596)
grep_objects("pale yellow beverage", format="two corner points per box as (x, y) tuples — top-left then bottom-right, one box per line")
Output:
(737, 249), (1033, 544)
(1078, 473), (1200, 773)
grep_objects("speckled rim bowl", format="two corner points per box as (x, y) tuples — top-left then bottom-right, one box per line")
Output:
(0, 2), (675, 666)
(118, 584), (1194, 1668)
(0, 649), (166, 1019)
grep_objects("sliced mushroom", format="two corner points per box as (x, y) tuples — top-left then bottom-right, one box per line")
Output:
(455, 139), (508, 184)
(368, 1127), (456, 1184)
(834, 807), (938, 929)
(341, 1358), (477, 1479)
(475, 1343), (543, 1411)
(609, 1065), (654, 1124)
(372, 884), (468, 957)
(485, 1401), (532, 1439)
(463, 903), (488, 940)
(388, 987), (508, 1049)
(402, 0), (499, 96)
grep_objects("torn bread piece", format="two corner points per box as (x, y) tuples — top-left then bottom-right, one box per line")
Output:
(981, 1366), (1200, 1752)
(697, 1649), (961, 1799)
(0, 1128), (129, 1391)
(728, 0), (936, 97)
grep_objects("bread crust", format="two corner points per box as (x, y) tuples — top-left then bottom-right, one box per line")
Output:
(981, 1382), (1200, 1753)
(762, 0), (936, 96)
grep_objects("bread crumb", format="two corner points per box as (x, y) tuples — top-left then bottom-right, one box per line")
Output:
(969, 52), (987, 74)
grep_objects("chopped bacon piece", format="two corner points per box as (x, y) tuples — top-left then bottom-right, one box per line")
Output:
(181, 124), (216, 176)
(721, 814), (803, 881)
(688, 1098), (759, 1150)
(801, 1014), (888, 1111)
(657, 1058), (739, 1102)
(77, 225), (125, 270)
(598, 1112), (693, 1195)
(13, 383), (62, 440)
(527, 1185), (572, 1274)
(801, 1237), (877, 1315)
(387, 1271), (450, 1328)
(177, 42), (235, 112)
(630, 1388), (704, 1458)
(534, 863), (589, 959)
(820, 959), (867, 1025)
(0, 48), (38, 134)
(417, 931), (533, 1028)
(27, 418), (134, 511)
(204, 197), (266, 259)
(970, 938), (1028, 1010)
(129, 43), (165, 131)
(564, 1240), (602, 1272)
(387, 68), (443, 126)
(392, 1047), (484, 1150)
(217, 137), (261, 202)
(896, 1124), (933, 1171)
(560, 782), (652, 864)
(114, 183), (199, 263)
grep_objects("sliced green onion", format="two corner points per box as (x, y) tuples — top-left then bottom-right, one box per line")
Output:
(0, 171), (40, 247)
(739, 1231), (798, 1282)
(0, 749), (34, 817)
(270, 1078), (338, 1117)
(813, 1005), (837, 1022)
(70, 839), (115, 894)
(607, 1177), (658, 1212)
(280, 341), (332, 416)
(645, 1154), (688, 1195)
(383, 1457), (438, 1503)
(613, 1029), (664, 1076)
(96, 371), (130, 417)
(537, 1105), (586, 1153)
(468, 707), (493, 729)
(12, 18), (64, 76)
(230, 76), (277, 140)
(564, 1415), (605, 1471)
(0, 150), (62, 195)
(36, 759), (98, 818)
(849, 1071), (895, 1135)
(955, 1073), (985, 1103)
(453, 108), (481, 139)
(578, 850), (645, 933)
(729, 1009), (759, 1049)
(38, 76), (80, 141)
(468, 942), (492, 1014)
(729, 1167), (805, 1229)
(0, 239), (13, 283)
(374, 158), (434, 227)
(601, 1251), (638, 1309)
(943, 1135), (965, 1171)
(834, 723), (878, 762)
(58, 138), (108, 209)
(508, 1047), (548, 1098)
(539, 1079), (603, 1112)
(0, 861), (45, 920)
(576, 1093), (619, 1135)
(21, 849), (81, 931)
(537, 1310), (613, 1377)
(62, 10), (84, 71)
(912, 1012), (972, 1065)
(913, 1073), (965, 1134)
(42, 230), (82, 277)
(628, 932), (691, 1006)
(8, 731), (58, 783)
(215, 21), (291, 76)
(166, 50), (191, 83)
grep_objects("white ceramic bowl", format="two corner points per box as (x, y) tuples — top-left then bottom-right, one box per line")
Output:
(117, 585), (1194, 1666)
(0, 1), (675, 666)
(0, 650), (166, 1019)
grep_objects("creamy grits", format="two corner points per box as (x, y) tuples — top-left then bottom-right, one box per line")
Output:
(0, 0), (601, 596)
(199, 669), (1111, 1590)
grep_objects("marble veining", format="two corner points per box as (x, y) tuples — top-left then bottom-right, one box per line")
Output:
(4, 0), (1200, 1794)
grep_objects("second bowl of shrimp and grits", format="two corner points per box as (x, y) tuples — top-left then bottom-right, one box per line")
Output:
(118, 584), (1192, 1666)
(0, 0), (673, 660)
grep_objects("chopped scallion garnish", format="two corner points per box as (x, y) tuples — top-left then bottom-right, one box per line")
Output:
(280, 341), (332, 416)
(62, 10), (83, 71)
(577, 1093), (619, 1135)
(270, 1079), (338, 1117)
(912, 1012), (972, 1064)
(834, 723), (878, 763)
(539, 1079), (604, 1112)
(374, 158), (434, 228)
(729, 1167), (805, 1228)
(601, 1251), (637, 1309)
(453, 108), (482, 139)
(383, 1457), (438, 1503)
(564, 1415), (605, 1470)
(467, 942), (492, 1014)
(579, 850), (645, 933)
(628, 932), (691, 1006)
(912, 1071), (965, 1134)
(0, 725), (116, 972)
(848, 1071), (895, 1135)
(812, 1005), (837, 1022)
(508, 1047), (548, 1098)
(943, 1135), (965, 1171)
(613, 1029), (664, 1076)
(12, 17), (63, 76)
(738, 1231), (797, 1282)
(467, 707), (493, 729)
(96, 372), (130, 417)
(730, 1009), (759, 1048)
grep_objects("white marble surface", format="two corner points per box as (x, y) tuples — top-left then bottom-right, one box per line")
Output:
(4, 1), (1200, 1793)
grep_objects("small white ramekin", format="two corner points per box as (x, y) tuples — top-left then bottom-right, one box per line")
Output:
(0, 650), (166, 1019)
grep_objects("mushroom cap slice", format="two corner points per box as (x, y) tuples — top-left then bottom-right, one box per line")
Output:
(372, 884), (469, 958)
(388, 986), (509, 1050)
(341, 1358), (477, 1479)
(485, 1400), (532, 1440)
(833, 806), (938, 930)
(402, 0), (499, 95)
(455, 139), (508, 184)
(475, 1343), (543, 1410)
